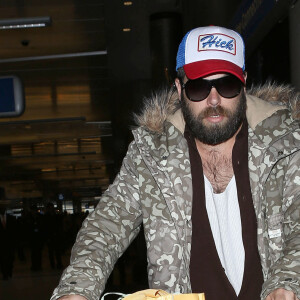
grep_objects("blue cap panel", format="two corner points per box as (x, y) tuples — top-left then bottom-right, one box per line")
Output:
(176, 30), (192, 71)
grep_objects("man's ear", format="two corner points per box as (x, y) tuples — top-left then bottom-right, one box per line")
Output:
(242, 72), (247, 93)
(243, 72), (247, 84)
(175, 78), (182, 100)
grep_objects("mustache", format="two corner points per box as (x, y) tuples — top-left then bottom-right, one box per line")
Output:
(199, 106), (230, 118)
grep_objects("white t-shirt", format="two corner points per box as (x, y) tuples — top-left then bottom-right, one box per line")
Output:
(204, 175), (245, 295)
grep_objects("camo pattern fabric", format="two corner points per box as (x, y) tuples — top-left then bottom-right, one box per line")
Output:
(247, 107), (300, 299)
(51, 85), (300, 300)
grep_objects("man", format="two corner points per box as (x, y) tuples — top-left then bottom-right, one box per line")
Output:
(51, 26), (300, 300)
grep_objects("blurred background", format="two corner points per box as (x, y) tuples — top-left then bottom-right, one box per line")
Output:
(0, 0), (299, 299)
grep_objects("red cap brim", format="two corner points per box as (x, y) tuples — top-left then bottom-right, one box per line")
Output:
(183, 59), (245, 83)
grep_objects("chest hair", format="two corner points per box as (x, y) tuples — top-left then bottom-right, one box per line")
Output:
(201, 150), (234, 194)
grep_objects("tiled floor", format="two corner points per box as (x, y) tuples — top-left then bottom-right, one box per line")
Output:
(0, 247), (68, 300)
(0, 241), (149, 300)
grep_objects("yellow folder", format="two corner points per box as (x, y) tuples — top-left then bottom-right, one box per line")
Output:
(123, 289), (205, 300)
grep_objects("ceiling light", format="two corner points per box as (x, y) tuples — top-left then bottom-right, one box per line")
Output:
(123, 28), (131, 32)
(41, 168), (56, 172)
(0, 16), (51, 30)
(124, 1), (133, 5)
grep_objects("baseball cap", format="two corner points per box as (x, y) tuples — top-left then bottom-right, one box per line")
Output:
(176, 26), (245, 83)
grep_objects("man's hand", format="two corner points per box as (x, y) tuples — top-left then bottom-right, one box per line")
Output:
(266, 288), (299, 300)
(58, 296), (87, 300)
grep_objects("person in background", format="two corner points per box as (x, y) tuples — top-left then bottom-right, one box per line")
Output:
(28, 204), (45, 271)
(51, 26), (300, 300)
(0, 189), (17, 280)
(44, 202), (63, 270)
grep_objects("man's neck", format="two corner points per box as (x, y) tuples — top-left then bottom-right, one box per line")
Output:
(194, 124), (243, 193)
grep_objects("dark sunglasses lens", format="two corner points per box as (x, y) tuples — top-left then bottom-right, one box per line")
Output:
(216, 76), (242, 98)
(185, 78), (210, 101)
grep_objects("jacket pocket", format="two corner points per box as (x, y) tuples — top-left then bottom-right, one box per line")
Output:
(145, 219), (176, 253)
(145, 219), (183, 291)
(267, 213), (284, 263)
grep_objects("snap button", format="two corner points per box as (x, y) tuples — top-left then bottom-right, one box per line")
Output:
(284, 278), (293, 282)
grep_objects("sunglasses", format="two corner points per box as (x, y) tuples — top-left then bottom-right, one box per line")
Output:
(181, 75), (244, 102)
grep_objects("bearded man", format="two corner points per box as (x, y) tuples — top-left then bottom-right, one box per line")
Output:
(52, 26), (300, 300)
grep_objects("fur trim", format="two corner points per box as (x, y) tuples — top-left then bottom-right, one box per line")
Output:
(134, 86), (180, 133)
(135, 82), (299, 133)
(248, 81), (299, 121)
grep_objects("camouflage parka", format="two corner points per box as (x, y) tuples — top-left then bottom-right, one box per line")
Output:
(51, 83), (300, 300)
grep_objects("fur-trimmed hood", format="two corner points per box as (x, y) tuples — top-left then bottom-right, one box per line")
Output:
(134, 82), (299, 134)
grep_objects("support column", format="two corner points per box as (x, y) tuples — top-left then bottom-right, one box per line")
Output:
(289, 1), (300, 89)
(150, 12), (182, 88)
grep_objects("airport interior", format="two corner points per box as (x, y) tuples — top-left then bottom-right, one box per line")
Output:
(0, 0), (299, 299)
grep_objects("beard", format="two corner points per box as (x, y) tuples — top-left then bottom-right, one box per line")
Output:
(181, 90), (247, 145)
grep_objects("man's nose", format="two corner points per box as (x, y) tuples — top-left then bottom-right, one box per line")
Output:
(206, 87), (221, 107)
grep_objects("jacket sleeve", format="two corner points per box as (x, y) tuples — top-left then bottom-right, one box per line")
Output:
(261, 149), (300, 299)
(51, 141), (144, 300)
